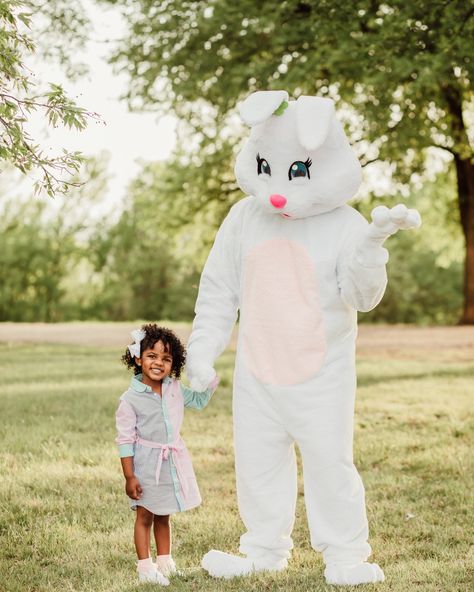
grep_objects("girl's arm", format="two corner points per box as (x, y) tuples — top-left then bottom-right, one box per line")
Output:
(120, 457), (142, 500)
(182, 375), (219, 410)
(115, 399), (142, 499)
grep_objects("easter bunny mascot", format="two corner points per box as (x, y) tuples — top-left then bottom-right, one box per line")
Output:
(186, 90), (420, 586)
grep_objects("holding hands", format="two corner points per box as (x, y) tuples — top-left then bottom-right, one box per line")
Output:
(186, 360), (217, 393)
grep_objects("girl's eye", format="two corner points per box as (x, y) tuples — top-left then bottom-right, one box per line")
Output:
(288, 159), (312, 180)
(256, 154), (271, 176)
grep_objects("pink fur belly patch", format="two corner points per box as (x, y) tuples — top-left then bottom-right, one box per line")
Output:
(241, 237), (327, 386)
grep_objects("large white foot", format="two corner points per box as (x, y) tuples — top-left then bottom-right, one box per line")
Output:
(324, 562), (385, 586)
(201, 550), (287, 579)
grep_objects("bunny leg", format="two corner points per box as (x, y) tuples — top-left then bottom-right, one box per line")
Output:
(202, 382), (296, 578)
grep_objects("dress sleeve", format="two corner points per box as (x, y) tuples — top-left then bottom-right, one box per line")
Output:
(115, 399), (137, 457)
(181, 375), (219, 410)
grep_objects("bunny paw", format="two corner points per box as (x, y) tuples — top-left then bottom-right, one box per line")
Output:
(370, 204), (421, 240)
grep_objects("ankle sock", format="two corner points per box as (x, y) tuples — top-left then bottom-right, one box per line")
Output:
(156, 554), (175, 574)
(137, 557), (154, 573)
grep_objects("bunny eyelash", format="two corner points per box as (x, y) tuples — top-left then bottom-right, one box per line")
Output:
(256, 153), (271, 176)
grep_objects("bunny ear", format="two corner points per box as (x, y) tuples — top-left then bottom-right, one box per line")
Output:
(296, 96), (335, 150)
(238, 90), (289, 127)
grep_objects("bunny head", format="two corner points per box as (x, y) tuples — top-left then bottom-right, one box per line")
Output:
(234, 91), (362, 219)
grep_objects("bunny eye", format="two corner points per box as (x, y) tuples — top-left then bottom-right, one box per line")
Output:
(256, 154), (271, 176)
(289, 159), (312, 180)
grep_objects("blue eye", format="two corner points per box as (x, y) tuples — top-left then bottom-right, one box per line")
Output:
(256, 154), (271, 176)
(289, 159), (312, 180)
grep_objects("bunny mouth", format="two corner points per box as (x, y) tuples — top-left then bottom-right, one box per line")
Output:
(280, 212), (292, 219)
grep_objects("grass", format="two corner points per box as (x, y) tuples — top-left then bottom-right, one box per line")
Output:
(0, 329), (473, 591)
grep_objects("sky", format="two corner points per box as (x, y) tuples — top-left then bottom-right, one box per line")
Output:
(20, 1), (177, 212)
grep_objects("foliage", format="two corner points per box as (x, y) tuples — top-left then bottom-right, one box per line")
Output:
(0, 159), (108, 321)
(0, 0), (97, 196)
(359, 167), (464, 324)
(108, 0), (473, 173)
(0, 199), (76, 320)
(1, 331), (473, 590)
(363, 231), (463, 324)
(88, 162), (209, 321)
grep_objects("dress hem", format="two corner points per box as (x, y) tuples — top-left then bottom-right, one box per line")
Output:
(130, 499), (202, 515)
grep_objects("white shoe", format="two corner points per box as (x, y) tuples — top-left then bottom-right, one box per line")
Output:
(138, 566), (170, 585)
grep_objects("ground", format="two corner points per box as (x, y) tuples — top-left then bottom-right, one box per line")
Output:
(0, 323), (473, 591)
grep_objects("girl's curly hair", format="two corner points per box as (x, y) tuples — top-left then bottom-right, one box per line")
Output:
(121, 324), (186, 379)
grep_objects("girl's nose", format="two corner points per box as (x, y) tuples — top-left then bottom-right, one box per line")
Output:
(269, 194), (287, 209)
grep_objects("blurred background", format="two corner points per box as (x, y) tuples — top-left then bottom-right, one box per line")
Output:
(1, 0), (472, 326)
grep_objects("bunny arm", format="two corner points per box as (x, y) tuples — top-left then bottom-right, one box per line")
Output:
(336, 211), (389, 313)
(337, 205), (421, 312)
(186, 203), (242, 388)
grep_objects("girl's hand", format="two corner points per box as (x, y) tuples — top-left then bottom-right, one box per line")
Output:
(125, 476), (143, 500)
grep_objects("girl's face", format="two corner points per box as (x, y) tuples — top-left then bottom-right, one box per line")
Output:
(136, 340), (173, 388)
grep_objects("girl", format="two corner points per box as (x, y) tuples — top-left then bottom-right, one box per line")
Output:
(116, 324), (218, 585)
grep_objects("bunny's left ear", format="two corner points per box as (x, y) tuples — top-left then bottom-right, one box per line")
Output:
(238, 90), (289, 127)
(296, 96), (335, 150)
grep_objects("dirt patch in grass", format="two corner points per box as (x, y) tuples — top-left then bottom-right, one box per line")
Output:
(0, 322), (473, 360)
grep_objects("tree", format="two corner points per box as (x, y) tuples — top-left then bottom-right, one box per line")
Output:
(107, 0), (474, 322)
(0, 0), (97, 196)
(0, 158), (109, 321)
(90, 161), (207, 321)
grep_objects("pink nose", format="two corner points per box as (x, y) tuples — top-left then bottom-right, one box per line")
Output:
(269, 194), (287, 209)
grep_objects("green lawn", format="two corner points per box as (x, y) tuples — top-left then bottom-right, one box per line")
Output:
(0, 331), (473, 591)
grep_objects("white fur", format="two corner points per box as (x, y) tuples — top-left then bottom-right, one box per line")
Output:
(295, 96), (335, 150)
(239, 90), (289, 127)
(188, 91), (420, 585)
(325, 562), (385, 585)
(201, 550), (287, 578)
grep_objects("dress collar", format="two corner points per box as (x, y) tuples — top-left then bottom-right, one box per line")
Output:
(130, 373), (171, 393)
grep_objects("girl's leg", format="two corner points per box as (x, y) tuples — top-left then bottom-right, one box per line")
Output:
(154, 515), (177, 576)
(134, 506), (154, 559)
(153, 514), (171, 555)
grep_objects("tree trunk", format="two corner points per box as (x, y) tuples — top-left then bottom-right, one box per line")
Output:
(455, 155), (474, 324)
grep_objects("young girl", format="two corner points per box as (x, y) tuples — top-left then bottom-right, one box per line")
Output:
(116, 324), (218, 585)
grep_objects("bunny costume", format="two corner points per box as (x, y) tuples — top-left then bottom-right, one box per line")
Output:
(187, 91), (420, 586)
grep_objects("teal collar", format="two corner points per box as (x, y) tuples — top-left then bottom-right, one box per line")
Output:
(130, 373), (171, 393)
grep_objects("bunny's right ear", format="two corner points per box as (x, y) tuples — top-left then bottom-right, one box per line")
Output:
(238, 90), (289, 127)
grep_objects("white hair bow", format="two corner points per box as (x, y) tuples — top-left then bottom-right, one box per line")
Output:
(128, 329), (146, 358)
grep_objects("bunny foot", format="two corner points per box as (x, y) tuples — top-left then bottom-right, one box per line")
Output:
(201, 550), (287, 578)
(324, 562), (385, 586)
